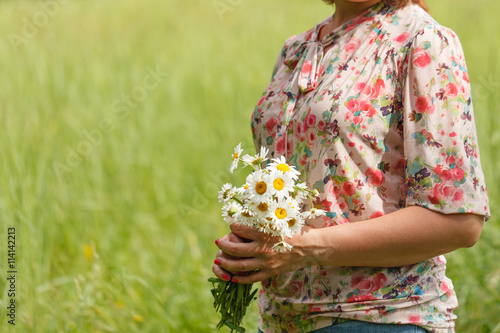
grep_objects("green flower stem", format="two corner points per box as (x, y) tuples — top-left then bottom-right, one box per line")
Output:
(308, 194), (315, 208)
(208, 277), (258, 333)
(232, 196), (245, 206)
(293, 185), (319, 208)
(239, 158), (259, 171)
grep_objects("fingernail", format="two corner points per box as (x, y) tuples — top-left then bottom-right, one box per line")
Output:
(231, 277), (239, 283)
(214, 259), (221, 265)
(215, 239), (219, 246)
(222, 274), (230, 281)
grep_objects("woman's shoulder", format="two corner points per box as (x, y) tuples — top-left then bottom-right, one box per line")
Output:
(385, 4), (461, 52)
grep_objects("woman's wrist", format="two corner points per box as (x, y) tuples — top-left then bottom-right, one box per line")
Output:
(291, 226), (329, 268)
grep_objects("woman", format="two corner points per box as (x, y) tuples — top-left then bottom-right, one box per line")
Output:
(213, 0), (491, 332)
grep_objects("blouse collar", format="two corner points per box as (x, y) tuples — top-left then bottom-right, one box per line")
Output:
(313, 1), (393, 44)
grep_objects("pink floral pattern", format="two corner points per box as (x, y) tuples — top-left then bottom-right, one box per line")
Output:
(251, 3), (490, 333)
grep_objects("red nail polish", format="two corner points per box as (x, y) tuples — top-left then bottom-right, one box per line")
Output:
(222, 274), (230, 281)
(231, 277), (238, 283)
(214, 259), (221, 265)
(215, 239), (219, 246)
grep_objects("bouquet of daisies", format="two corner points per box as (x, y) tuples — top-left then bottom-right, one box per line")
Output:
(209, 143), (326, 332)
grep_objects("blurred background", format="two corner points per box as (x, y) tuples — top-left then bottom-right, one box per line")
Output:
(0, 0), (498, 332)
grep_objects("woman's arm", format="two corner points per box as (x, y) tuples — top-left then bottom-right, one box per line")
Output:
(213, 205), (483, 284)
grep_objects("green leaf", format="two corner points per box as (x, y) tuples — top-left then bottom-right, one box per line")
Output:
(208, 277), (221, 283)
(225, 320), (246, 332)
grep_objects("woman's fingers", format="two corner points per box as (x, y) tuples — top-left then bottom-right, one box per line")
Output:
(213, 250), (259, 279)
(212, 261), (232, 281)
(217, 236), (259, 258)
(218, 256), (261, 275)
(229, 222), (268, 242)
(232, 269), (270, 284)
(228, 232), (244, 243)
(213, 250), (235, 281)
(222, 234), (244, 259)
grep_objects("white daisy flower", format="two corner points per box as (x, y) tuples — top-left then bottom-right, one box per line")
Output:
(221, 202), (242, 223)
(302, 208), (327, 219)
(267, 156), (300, 180)
(282, 214), (305, 237)
(247, 199), (272, 219)
(238, 207), (257, 226)
(268, 170), (295, 200)
(241, 154), (254, 167)
(229, 143), (243, 173)
(254, 218), (273, 234)
(218, 183), (237, 204)
(245, 170), (273, 201)
(272, 241), (293, 252)
(267, 199), (297, 232)
(241, 146), (269, 168)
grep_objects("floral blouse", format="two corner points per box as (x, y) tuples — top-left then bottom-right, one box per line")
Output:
(250, 3), (490, 333)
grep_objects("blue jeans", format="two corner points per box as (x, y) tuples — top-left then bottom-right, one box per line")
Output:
(258, 320), (428, 332)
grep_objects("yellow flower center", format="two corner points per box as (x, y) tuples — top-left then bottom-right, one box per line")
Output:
(255, 181), (267, 195)
(273, 178), (285, 191)
(287, 218), (296, 227)
(232, 152), (239, 161)
(277, 163), (290, 173)
(275, 208), (287, 219)
(241, 210), (253, 218)
(257, 202), (268, 212)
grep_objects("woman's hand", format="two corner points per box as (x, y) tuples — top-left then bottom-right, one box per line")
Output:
(212, 223), (318, 284)
(212, 230), (247, 282)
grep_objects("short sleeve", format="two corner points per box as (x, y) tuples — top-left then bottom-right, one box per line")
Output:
(402, 25), (490, 220)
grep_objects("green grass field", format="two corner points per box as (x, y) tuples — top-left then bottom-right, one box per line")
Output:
(0, 0), (498, 332)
